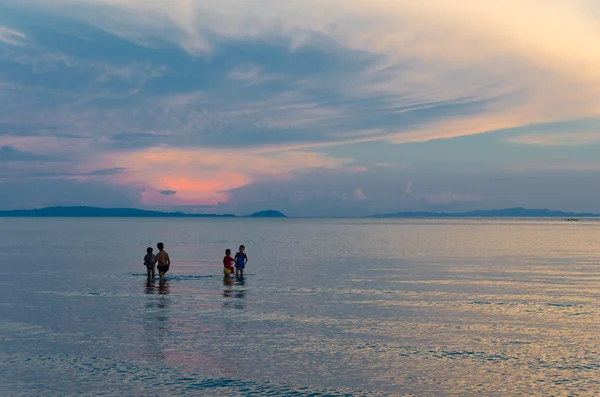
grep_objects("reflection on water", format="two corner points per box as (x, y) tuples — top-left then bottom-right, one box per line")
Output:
(158, 279), (170, 296)
(234, 277), (246, 310)
(1, 218), (600, 396)
(223, 276), (233, 297)
(144, 279), (155, 295)
(223, 276), (246, 310)
(141, 279), (171, 363)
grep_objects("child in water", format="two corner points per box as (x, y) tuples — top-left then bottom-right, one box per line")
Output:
(234, 245), (248, 277)
(143, 247), (157, 279)
(223, 249), (235, 276)
(156, 242), (170, 280)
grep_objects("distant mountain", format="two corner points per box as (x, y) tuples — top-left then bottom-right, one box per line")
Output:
(1, 206), (595, 219)
(246, 210), (287, 218)
(0, 206), (236, 218)
(0, 206), (291, 218)
(370, 207), (600, 218)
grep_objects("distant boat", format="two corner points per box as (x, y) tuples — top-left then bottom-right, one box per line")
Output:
(566, 218), (580, 221)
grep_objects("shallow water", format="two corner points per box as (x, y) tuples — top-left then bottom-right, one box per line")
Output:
(1, 218), (599, 396)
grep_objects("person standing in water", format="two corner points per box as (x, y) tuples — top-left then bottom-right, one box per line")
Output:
(234, 245), (248, 277)
(223, 249), (235, 277)
(143, 247), (157, 279)
(156, 242), (170, 280)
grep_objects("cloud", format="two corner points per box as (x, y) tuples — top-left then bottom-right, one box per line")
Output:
(352, 188), (367, 201)
(0, 177), (141, 210)
(423, 191), (481, 205)
(403, 179), (480, 207)
(83, 167), (127, 176)
(105, 146), (356, 206)
(506, 162), (600, 172)
(375, 163), (405, 168)
(217, 165), (498, 216)
(2, 0), (598, 153)
(159, 189), (176, 195)
(0, 145), (57, 162)
(404, 181), (417, 199)
(507, 132), (600, 147)
(0, 26), (27, 46)
(1, 0), (600, 212)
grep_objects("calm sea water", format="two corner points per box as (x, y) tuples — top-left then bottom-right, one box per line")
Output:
(0, 218), (599, 396)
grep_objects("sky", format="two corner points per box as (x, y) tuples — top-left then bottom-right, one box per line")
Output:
(1, 0), (600, 216)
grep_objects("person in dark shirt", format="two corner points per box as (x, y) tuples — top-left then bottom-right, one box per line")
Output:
(143, 247), (157, 279)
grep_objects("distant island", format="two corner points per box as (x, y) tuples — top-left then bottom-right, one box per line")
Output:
(370, 207), (600, 218)
(245, 210), (286, 218)
(0, 206), (597, 219)
(0, 206), (287, 218)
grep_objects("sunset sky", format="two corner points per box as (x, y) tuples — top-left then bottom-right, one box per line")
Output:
(1, 0), (600, 216)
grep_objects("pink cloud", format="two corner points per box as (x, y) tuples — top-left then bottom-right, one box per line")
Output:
(507, 132), (600, 147)
(352, 188), (368, 201)
(103, 147), (355, 206)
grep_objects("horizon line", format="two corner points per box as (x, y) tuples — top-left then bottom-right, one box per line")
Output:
(1, 205), (599, 218)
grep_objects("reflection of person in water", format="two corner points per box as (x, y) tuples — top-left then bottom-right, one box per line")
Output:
(145, 278), (155, 296)
(158, 280), (169, 295)
(157, 280), (170, 312)
(223, 276), (234, 309)
(234, 277), (246, 310)
(142, 279), (170, 361)
(223, 276), (233, 297)
(234, 290), (246, 309)
(223, 276), (246, 309)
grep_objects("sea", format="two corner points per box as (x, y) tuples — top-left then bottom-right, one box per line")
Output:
(0, 218), (599, 396)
